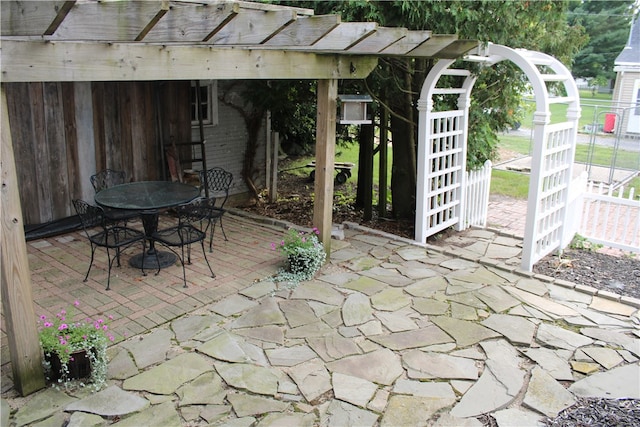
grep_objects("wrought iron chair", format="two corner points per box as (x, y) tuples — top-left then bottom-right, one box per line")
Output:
(73, 199), (147, 290)
(199, 167), (233, 251)
(151, 198), (216, 288)
(90, 169), (127, 192)
(90, 169), (140, 225)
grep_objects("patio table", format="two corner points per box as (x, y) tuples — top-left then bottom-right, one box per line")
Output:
(95, 181), (200, 269)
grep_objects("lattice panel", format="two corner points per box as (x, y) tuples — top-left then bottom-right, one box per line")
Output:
(423, 110), (464, 235)
(531, 124), (574, 260)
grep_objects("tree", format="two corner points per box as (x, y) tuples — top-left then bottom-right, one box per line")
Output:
(318, 1), (587, 218)
(255, 1), (587, 219)
(569, 0), (637, 81)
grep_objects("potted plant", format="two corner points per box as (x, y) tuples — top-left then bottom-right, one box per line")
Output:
(37, 301), (115, 391)
(270, 227), (327, 286)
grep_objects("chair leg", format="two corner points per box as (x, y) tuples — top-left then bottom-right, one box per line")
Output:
(153, 248), (161, 277)
(83, 246), (97, 282)
(106, 248), (116, 291)
(179, 245), (188, 288)
(200, 241), (216, 279)
(140, 240), (147, 277)
(219, 218), (228, 241)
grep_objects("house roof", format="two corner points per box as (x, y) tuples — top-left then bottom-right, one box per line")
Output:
(615, 15), (640, 67)
(0, 0), (479, 82)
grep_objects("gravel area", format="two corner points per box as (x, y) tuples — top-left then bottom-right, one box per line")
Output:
(543, 397), (640, 426)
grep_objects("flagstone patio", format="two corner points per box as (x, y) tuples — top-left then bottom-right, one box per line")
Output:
(1, 210), (639, 426)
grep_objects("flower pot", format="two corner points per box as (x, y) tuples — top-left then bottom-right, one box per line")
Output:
(46, 349), (93, 381)
(287, 253), (308, 273)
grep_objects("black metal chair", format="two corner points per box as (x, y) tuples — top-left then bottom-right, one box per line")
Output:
(151, 198), (216, 288)
(90, 169), (127, 192)
(90, 169), (140, 225)
(199, 167), (233, 251)
(73, 199), (147, 290)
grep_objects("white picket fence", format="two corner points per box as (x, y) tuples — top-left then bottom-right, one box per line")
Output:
(464, 160), (492, 228)
(463, 163), (639, 254)
(576, 180), (640, 252)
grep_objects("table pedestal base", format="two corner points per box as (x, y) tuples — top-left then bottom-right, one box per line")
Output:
(129, 251), (177, 270)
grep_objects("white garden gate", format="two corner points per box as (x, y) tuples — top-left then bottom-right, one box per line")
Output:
(415, 44), (581, 271)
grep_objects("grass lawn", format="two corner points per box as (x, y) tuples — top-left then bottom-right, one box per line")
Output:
(521, 90), (617, 130)
(287, 116), (637, 202)
(497, 132), (640, 199)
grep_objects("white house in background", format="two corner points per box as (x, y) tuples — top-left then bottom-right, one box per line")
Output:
(612, 16), (640, 135)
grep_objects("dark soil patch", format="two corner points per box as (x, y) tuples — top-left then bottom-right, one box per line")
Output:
(533, 248), (640, 299)
(241, 159), (640, 300)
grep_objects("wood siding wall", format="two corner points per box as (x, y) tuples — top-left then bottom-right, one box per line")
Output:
(4, 81), (190, 225)
(613, 72), (640, 134)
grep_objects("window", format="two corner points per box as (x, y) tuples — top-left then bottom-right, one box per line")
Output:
(190, 81), (218, 126)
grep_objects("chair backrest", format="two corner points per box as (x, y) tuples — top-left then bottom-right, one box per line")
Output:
(73, 199), (105, 232)
(176, 198), (215, 233)
(90, 169), (126, 193)
(199, 167), (233, 205)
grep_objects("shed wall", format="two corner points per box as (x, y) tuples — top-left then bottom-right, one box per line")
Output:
(5, 81), (192, 225)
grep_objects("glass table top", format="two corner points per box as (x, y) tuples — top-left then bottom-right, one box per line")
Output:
(94, 181), (200, 210)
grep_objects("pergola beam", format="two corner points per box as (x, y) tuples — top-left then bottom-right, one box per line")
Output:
(0, 40), (378, 82)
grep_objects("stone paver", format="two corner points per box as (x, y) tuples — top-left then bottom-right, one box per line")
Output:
(3, 216), (639, 427)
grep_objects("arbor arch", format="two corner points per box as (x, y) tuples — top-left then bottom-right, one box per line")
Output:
(415, 43), (581, 271)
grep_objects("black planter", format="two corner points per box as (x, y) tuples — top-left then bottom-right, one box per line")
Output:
(46, 349), (92, 381)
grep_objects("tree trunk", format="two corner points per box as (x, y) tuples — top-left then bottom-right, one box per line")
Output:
(355, 123), (374, 221)
(389, 63), (417, 219)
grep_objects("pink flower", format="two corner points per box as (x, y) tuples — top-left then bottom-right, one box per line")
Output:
(58, 324), (68, 331)
(108, 315), (114, 320)
(271, 242), (276, 250)
(44, 321), (53, 328)
(73, 300), (80, 307)
(58, 338), (67, 345)
(312, 227), (319, 235)
(39, 315), (47, 321)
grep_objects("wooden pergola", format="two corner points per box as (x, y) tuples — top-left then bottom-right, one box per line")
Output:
(0, 0), (477, 395)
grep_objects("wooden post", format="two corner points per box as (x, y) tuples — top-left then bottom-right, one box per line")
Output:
(378, 108), (388, 217)
(269, 132), (279, 203)
(0, 85), (46, 396)
(265, 111), (272, 200)
(313, 79), (337, 256)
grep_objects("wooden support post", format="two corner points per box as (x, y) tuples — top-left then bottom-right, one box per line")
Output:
(313, 79), (337, 256)
(378, 108), (388, 217)
(1, 85), (46, 396)
(269, 132), (279, 203)
(265, 112), (272, 200)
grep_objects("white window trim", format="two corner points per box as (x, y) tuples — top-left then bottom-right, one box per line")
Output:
(191, 80), (218, 126)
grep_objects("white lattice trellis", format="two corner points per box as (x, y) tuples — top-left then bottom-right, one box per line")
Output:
(415, 43), (581, 272)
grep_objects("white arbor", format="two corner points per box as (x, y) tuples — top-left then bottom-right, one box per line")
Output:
(415, 43), (581, 271)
